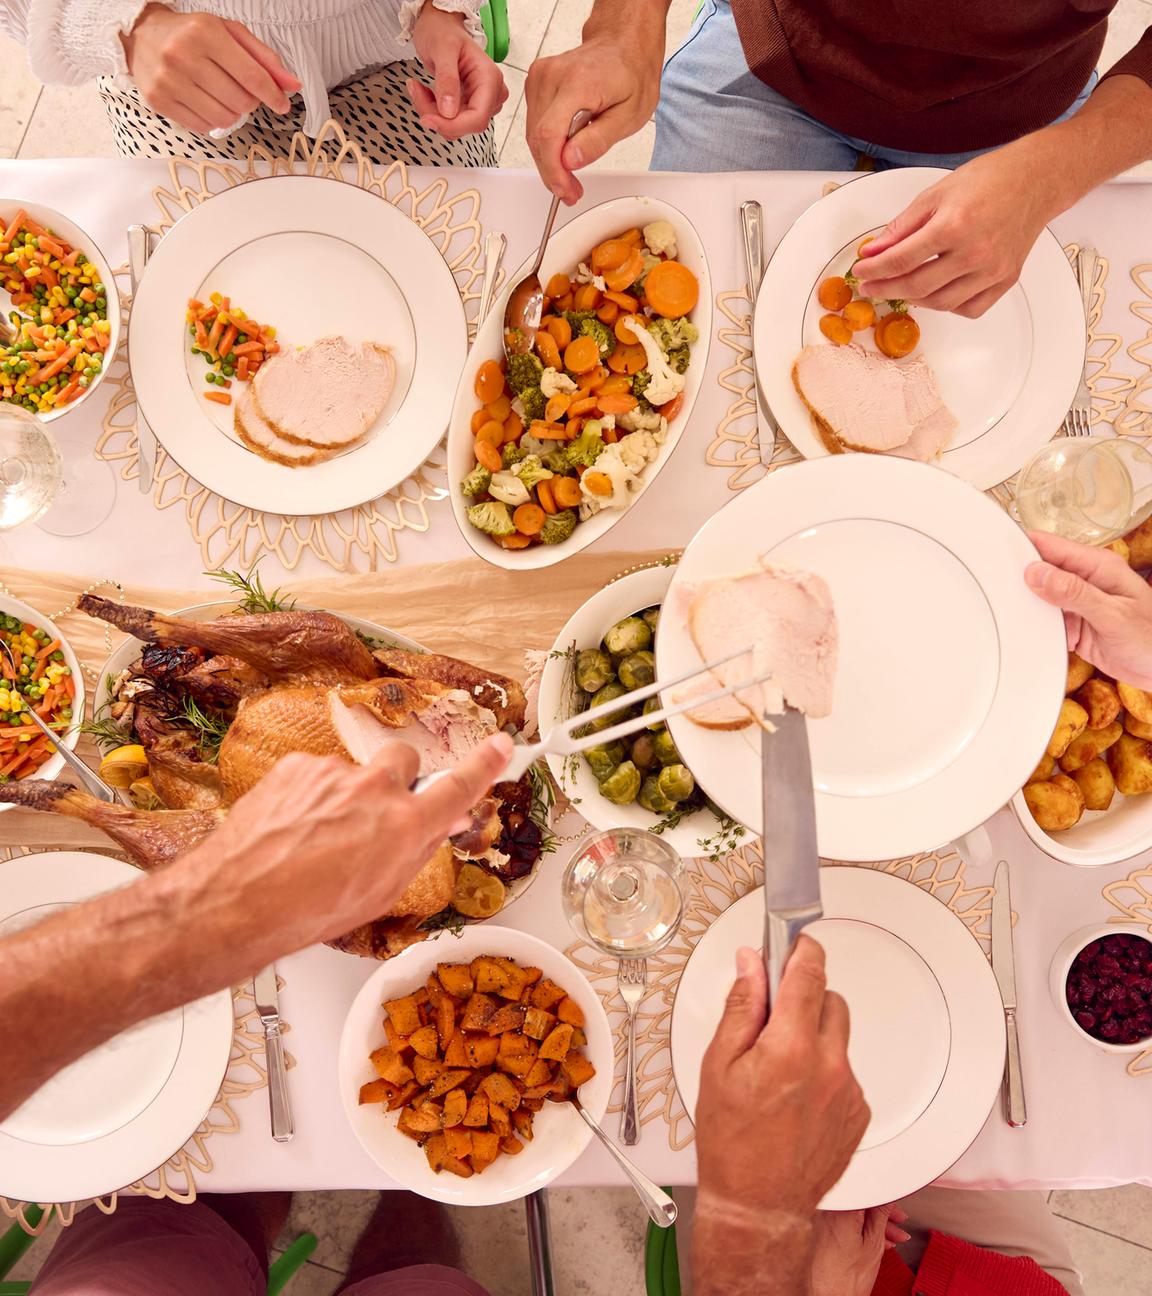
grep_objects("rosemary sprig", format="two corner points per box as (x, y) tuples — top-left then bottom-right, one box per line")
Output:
(167, 694), (230, 763)
(79, 714), (134, 751)
(204, 564), (296, 616)
(526, 761), (558, 855)
(420, 907), (467, 936)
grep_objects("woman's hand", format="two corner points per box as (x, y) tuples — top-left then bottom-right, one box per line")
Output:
(123, 5), (300, 134)
(409, 5), (507, 141)
(1025, 531), (1152, 688)
(810, 1208), (906, 1296)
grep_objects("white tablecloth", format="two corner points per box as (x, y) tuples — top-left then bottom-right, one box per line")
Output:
(3, 158), (1152, 1194)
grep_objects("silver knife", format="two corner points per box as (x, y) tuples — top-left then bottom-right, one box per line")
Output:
(992, 861), (1027, 1128)
(739, 201), (782, 468)
(127, 225), (157, 494)
(762, 707), (823, 1010)
(253, 964), (294, 1142)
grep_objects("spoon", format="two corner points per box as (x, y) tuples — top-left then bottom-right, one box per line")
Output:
(569, 1093), (677, 1228)
(503, 108), (594, 361)
(0, 639), (132, 806)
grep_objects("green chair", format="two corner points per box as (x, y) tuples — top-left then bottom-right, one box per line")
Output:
(645, 1197), (682, 1296)
(0, 1206), (316, 1295)
(480, 0), (510, 64)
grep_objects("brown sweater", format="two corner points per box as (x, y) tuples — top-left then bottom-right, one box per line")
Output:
(728, 0), (1152, 154)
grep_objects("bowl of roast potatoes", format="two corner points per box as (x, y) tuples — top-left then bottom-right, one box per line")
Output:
(1012, 520), (1152, 867)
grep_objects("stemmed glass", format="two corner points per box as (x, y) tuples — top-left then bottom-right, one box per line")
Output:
(0, 402), (115, 536)
(1011, 437), (1152, 546)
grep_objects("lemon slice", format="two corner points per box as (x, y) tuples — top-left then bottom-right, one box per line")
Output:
(451, 862), (506, 920)
(99, 744), (148, 789)
(129, 775), (162, 810)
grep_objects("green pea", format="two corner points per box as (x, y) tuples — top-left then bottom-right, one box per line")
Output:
(50, 650), (63, 662)
(59, 707), (72, 721)
(206, 372), (217, 385)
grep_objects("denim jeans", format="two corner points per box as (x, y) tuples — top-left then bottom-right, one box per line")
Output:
(651, 0), (1097, 172)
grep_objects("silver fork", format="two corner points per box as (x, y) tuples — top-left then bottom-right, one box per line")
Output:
(1063, 245), (1097, 438)
(618, 957), (647, 1145)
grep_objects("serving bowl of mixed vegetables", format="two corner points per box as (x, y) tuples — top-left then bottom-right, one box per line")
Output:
(537, 566), (743, 858)
(0, 595), (84, 803)
(0, 204), (119, 421)
(449, 197), (711, 570)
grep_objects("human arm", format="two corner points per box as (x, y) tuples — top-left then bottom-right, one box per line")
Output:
(0, 733), (511, 1123)
(1024, 530), (1152, 687)
(855, 73), (1152, 317)
(525, 0), (671, 204)
(406, 2), (507, 141)
(692, 939), (871, 1296)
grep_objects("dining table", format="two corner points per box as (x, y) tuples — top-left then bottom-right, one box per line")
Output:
(3, 151), (1152, 1211)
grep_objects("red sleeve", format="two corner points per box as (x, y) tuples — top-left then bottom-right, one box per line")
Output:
(870, 1248), (916, 1296)
(1101, 22), (1152, 90)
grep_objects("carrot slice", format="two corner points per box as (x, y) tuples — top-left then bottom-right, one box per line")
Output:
(552, 476), (582, 508)
(546, 317), (572, 349)
(485, 394), (512, 423)
(659, 392), (685, 422)
(476, 420), (505, 448)
(474, 439), (503, 472)
(644, 260), (699, 318)
(572, 283), (602, 311)
(545, 273), (571, 300)
(596, 301), (619, 325)
(536, 478), (558, 514)
(471, 407), (490, 434)
(528, 420), (569, 439)
(503, 412), (523, 443)
(204, 391), (232, 405)
(597, 393), (638, 415)
(535, 331), (563, 371)
(513, 503), (546, 535)
(613, 316), (638, 346)
(499, 532), (532, 549)
(544, 393), (571, 423)
(603, 249), (644, 293)
(604, 290), (639, 312)
(591, 239), (633, 274)
(474, 359), (504, 403)
(564, 336), (600, 374)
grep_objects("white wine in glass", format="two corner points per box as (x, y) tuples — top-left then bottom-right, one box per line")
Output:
(1012, 437), (1152, 546)
(0, 404), (63, 530)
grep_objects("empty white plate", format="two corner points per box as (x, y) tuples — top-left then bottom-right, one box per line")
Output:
(670, 867), (1006, 1209)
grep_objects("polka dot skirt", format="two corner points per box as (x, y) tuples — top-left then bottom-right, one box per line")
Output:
(98, 61), (495, 167)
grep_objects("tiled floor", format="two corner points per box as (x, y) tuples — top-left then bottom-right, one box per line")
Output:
(5, 0), (1152, 1290)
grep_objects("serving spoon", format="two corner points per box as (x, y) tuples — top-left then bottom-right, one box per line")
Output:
(502, 109), (594, 362)
(570, 1093), (677, 1228)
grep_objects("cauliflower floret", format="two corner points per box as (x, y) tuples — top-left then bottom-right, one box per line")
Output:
(643, 220), (678, 259)
(618, 406), (668, 437)
(617, 429), (661, 474)
(488, 470), (532, 507)
(575, 261), (608, 291)
(578, 443), (641, 516)
(540, 367), (578, 399)
(627, 317), (686, 407)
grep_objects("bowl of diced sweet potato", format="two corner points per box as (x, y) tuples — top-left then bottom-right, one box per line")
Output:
(339, 925), (611, 1204)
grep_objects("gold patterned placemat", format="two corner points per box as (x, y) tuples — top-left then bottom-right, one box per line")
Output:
(97, 118), (489, 572)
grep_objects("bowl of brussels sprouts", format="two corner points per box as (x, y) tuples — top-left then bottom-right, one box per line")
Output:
(538, 565), (744, 859)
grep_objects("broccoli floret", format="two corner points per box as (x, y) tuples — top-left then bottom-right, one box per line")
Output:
(632, 370), (652, 402)
(578, 316), (614, 359)
(512, 454), (554, 490)
(506, 352), (544, 396)
(501, 442), (526, 468)
(466, 500), (515, 538)
(666, 345), (690, 375)
(519, 385), (547, 422)
(562, 310), (596, 334)
(460, 464), (492, 497)
(566, 422), (606, 469)
(539, 509), (578, 545)
(647, 317), (699, 353)
(542, 449), (570, 473)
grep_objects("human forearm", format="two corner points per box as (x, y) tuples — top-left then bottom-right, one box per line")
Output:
(581, 0), (671, 41)
(693, 1196), (815, 1296)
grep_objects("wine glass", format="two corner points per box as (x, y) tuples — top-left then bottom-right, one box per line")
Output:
(562, 828), (684, 957)
(1011, 437), (1152, 546)
(0, 403), (116, 536)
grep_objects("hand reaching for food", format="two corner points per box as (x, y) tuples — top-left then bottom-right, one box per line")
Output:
(1025, 530), (1152, 690)
(810, 1207), (903, 1296)
(852, 146), (1057, 319)
(122, 5), (300, 135)
(408, 5), (508, 141)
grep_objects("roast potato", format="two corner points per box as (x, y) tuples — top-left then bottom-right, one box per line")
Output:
(1047, 697), (1090, 758)
(1106, 537), (1132, 563)
(1060, 719), (1123, 772)
(1118, 682), (1152, 724)
(1066, 653), (1095, 694)
(1074, 678), (1122, 730)
(1126, 712), (1152, 741)
(1027, 752), (1056, 783)
(1071, 757), (1116, 812)
(1107, 733), (1152, 796)
(1024, 775), (1085, 831)
(1124, 516), (1152, 569)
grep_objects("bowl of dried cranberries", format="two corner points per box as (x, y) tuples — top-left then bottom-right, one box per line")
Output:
(1050, 925), (1152, 1052)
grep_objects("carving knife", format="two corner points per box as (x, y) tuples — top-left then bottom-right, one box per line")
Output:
(992, 860), (1026, 1127)
(762, 706), (823, 1010)
(253, 964), (294, 1142)
(127, 225), (157, 493)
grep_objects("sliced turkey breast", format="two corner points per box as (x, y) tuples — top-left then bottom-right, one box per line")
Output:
(672, 676), (754, 730)
(234, 385), (331, 467)
(686, 559), (838, 727)
(791, 343), (957, 461)
(252, 336), (395, 452)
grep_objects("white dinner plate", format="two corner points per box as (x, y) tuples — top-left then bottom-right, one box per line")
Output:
(656, 454), (1066, 860)
(670, 868), (1006, 1209)
(754, 167), (1084, 491)
(129, 175), (466, 515)
(0, 852), (234, 1202)
(339, 925), (611, 1205)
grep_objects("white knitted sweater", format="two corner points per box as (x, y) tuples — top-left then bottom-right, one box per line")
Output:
(0, 0), (485, 136)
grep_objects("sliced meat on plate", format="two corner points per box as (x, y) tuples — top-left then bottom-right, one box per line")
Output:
(234, 384), (331, 467)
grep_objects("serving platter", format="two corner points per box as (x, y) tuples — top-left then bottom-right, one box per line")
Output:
(753, 167), (1084, 491)
(656, 454), (1067, 860)
(0, 852), (233, 1202)
(670, 868), (1006, 1209)
(447, 195), (712, 570)
(128, 175), (466, 516)
(339, 925), (611, 1205)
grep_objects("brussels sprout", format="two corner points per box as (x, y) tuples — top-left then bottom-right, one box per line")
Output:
(583, 740), (626, 781)
(629, 732), (657, 771)
(642, 606), (660, 634)
(600, 760), (642, 805)
(585, 680), (634, 730)
(643, 696), (666, 731)
(603, 615), (652, 658)
(638, 774), (676, 814)
(618, 650), (656, 691)
(575, 648), (615, 695)
(653, 728), (682, 766)
(657, 763), (695, 803)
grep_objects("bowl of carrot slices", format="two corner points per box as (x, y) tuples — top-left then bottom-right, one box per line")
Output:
(0, 204), (120, 421)
(0, 595), (84, 801)
(448, 197), (711, 570)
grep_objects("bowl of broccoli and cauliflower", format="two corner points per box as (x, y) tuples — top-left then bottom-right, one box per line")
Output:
(448, 197), (712, 570)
